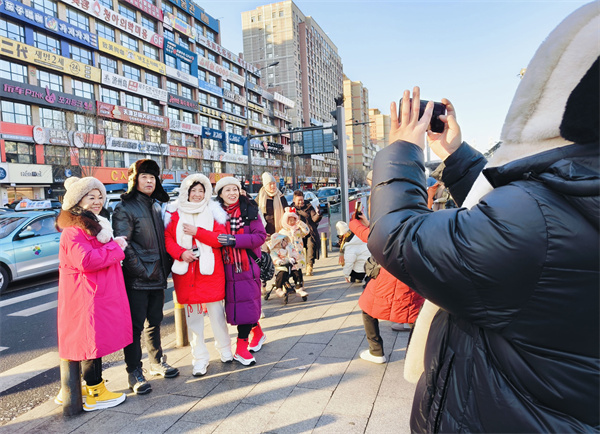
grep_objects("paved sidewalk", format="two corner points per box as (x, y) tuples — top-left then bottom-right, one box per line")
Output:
(2, 253), (416, 434)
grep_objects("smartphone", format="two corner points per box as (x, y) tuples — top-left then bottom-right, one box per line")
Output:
(354, 202), (363, 219)
(398, 99), (447, 133)
(192, 246), (200, 258)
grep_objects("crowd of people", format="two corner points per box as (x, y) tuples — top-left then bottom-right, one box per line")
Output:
(53, 3), (598, 430)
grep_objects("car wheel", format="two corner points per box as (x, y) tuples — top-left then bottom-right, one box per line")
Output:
(0, 265), (10, 293)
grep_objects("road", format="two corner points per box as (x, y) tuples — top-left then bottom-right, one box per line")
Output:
(0, 274), (176, 425)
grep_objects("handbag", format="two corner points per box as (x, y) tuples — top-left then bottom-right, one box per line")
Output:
(247, 249), (275, 282)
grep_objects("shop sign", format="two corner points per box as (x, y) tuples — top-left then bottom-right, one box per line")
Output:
(248, 102), (264, 113)
(253, 157), (266, 166)
(274, 92), (295, 108)
(1, 80), (95, 113)
(106, 137), (168, 155)
(164, 0), (218, 33)
(0, 0), (98, 48)
(187, 147), (202, 159)
(169, 145), (187, 158)
(0, 35), (101, 82)
(227, 132), (246, 146)
(201, 127), (224, 142)
(161, 171), (175, 181)
(1, 162), (52, 183)
(197, 79), (222, 97)
(93, 166), (129, 183)
(203, 149), (247, 164)
(121, 0), (162, 21)
(97, 102), (169, 129)
(166, 65), (198, 87)
(101, 70), (167, 102)
(329, 177), (337, 183)
(249, 119), (278, 134)
(167, 93), (199, 112)
(52, 165), (81, 183)
(170, 119), (202, 135)
(195, 33), (256, 74)
(163, 12), (195, 40)
(1, 133), (33, 142)
(198, 56), (244, 85)
(223, 89), (245, 105)
(99, 38), (166, 75)
(267, 160), (281, 167)
(165, 40), (196, 66)
(62, 0), (163, 48)
(274, 109), (290, 121)
(175, 170), (190, 183)
(33, 126), (67, 145)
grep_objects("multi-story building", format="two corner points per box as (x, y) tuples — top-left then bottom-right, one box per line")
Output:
(343, 75), (373, 185)
(241, 0), (343, 189)
(368, 107), (390, 152)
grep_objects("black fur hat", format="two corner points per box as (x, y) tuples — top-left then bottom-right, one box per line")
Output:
(121, 159), (169, 202)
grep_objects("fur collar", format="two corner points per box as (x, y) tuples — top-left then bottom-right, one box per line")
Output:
(57, 210), (102, 237)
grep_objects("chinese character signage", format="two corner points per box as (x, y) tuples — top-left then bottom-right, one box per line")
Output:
(195, 33), (257, 74)
(121, 0), (163, 21)
(101, 70), (167, 102)
(0, 0), (98, 48)
(62, 0), (163, 48)
(169, 145), (187, 158)
(165, 40), (196, 67)
(97, 102), (169, 129)
(223, 89), (245, 105)
(163, 12), (195, 40)
(198, 56), (241, 82)
(227, 132), (246, 147)
(99, 38), (166, 75)
(201, 126), (225, 142)
(1, 80), (95, 113)
(197, 79), (223, 97)
(170, 119), (202, 135)
(167, 93), (199, 112)
(0, 35), (101, 81)
(106, 136), (168, 155)
(164, 0), (218, 33)
(165, 65), (198, 87)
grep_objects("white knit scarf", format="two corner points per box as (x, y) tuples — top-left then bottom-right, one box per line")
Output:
(95, 215), (113, 244)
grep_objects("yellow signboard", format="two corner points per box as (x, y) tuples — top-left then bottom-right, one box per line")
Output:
(0, 36), (101, 82)
(98, 38), (166, 76)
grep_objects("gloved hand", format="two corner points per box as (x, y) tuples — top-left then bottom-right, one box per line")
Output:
(218, 234), (236, 246)
(289, 258), (296, 265)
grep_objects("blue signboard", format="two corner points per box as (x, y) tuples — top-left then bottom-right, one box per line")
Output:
(300, 129), (334, 155)
(227, 132), (247, 146)
(201, 127), (225, 142)
(197, 80), (223, 97)
(165, 40), (197, 69)
(0, 0), (98, 49)
(165, 0), (219, 33)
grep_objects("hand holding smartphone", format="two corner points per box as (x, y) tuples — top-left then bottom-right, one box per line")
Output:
(354, 202), (363, 220)
(399, 99), (447, 133)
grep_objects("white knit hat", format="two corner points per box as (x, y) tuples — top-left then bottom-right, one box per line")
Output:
(336, 221), (350, 236)
(62, 177), (107, 210)
(215, 176), (241, 196)
(262, 172), (276, 185)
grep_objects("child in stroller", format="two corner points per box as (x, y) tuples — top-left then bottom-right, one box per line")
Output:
(264, 233), (307, 304)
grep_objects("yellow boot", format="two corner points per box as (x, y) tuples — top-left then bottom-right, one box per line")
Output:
(83, 380), (126, 412)
(54, 386), (87, 405)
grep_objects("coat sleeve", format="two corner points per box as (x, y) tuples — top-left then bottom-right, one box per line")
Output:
(441, 142), (488, 206)
(309, 205), (323, 223)
(368, 140), (547, 329)
(195, 221), (226, 248)
(349, 219), (369, 243)
(234, 219), (267, 250)
(112, 205), (146, 277)
(62, 228), (125, 272)
(164, 213), (186, 261)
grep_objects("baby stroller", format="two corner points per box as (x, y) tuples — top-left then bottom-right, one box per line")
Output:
(263, 263), (307, 304)
(263, 233), (307, 305)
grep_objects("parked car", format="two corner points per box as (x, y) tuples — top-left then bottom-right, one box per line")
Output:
(0, 209), (61, 292)
(284, 191), (321, 212)
(317, 187), (341, 205)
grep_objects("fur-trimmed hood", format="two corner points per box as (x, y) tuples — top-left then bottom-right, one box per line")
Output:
(121, 159), (169, 203)
(57, 210), (102, 236)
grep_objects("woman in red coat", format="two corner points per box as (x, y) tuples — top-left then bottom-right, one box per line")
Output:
(56, 176), (131, 411)
(349, 213), (424, 364)
(164, 174), (231, 377)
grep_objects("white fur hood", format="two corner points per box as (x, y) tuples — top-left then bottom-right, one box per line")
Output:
(164, 199), (227, 227)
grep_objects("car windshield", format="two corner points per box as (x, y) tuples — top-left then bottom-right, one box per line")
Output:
(0, 216), (26, 239)
(284, 193), (293, 203)
(317, 189), (337, 197)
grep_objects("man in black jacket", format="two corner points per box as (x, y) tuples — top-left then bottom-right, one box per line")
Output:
(112, 159), (178, 395)
(368, 4), (598, 432)
(292, 190), (322, 275)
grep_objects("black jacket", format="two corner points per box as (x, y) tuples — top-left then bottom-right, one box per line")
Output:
(112, 190), (172, 291)
(295, 202), (322, 244)
(369, 141), (599, 433)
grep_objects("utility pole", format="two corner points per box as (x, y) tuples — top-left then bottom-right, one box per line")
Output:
(290, 128), (297, 190)
(336, 104), (350, 223)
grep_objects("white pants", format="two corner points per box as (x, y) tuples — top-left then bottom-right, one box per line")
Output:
(186, 301), (232, 368)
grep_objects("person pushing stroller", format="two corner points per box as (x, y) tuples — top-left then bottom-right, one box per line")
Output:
(267, 233), (305, 303)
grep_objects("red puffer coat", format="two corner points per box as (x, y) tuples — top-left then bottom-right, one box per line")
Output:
(350, 219), (424, 323)
(165, 211), (227, 304)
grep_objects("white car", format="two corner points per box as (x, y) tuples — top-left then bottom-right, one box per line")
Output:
(284, 191), (320, 211)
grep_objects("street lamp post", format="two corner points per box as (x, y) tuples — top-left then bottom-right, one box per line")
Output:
(246, 61), (279, 193)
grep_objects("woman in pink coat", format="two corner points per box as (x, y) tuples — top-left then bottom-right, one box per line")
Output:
(56, 176), (131, 411)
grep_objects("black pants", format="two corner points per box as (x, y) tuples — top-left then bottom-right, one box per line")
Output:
(291, 269), (303, 287)
(275, 269), (290, 289)
(124, 288), (165, 373)
(303, 236), (319, 266)
(237, 323), (256, 339)
(81, 358), (102, 387)
(362, 311), (384, 357)
(350, 270), (366, 282)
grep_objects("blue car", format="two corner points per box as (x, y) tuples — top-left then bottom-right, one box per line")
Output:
(0, 209), (61, 293)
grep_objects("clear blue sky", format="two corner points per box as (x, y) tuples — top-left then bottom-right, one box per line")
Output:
(201, 0), (590, 152)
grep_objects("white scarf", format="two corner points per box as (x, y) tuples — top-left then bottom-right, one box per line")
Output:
(96, 215), (113, 244)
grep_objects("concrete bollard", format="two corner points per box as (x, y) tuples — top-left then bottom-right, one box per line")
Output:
(59, 359), (82, 416)
(173, 290), (189, 347)
(321, 232), (328, 258)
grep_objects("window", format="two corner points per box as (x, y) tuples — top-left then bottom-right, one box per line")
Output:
(208, 74), (217, 86)
(145, 72), (159, 88)
(101, 87), (120, 105)
(0, 18), (24, 42)
(167, 107), (179, 121)
(79, 148), (101, 167)
(233, 85), (241, 95)
(143, 43), (158, 60)
(222, 60), (230, 71)
(171, 157), (183, 170)
(39, 108), (66, 129)
(125, 94), (142, 110)
(127, 124), (143, 140)
(163, 28), (174, 41)
(206, 29), (215, 42)
(72, 79), (94, 99)
(166, 80), (178, 95)
(44, 145), (68, 165)
(280, 10), (284, 17)
(118, 3), (137, 21)
(147, 127), (161, 143)
(99, 55), (117, 73)
(207, 51), (216, 63)
(187, 158), (199, 172)
(147, 100), (160, 115)
(182, 111), (193, 123)
(122, 64), (140, 81)
(209, 96), (218, 108)
(70, 45), (92, 65)
(96, 22), (115, 41)
(178, 38), (190, 50)
(180, 62), (191, 75)
(74, 114), (95, 133)
(198, 92), (207, 105)
(0, 60), (27, 83)
(120, 34), (138, 52)
(103, 120), (121, 137)
(180, 85), (192, 99)
(37, 70), (63, 92)
(141, 16), (157, 32)
(197, 69), (206, 82)
(210, 118), (219, 129)
(34, 32), (60, 54)
(98, 0), (113, 9)
(202, 160), (211, 173)
(4, 141), (33, 163)
(1, 101), (31, 124)
(105, 151), (125, 167)
(199, 115), (209, 128)
(67, 8), (89, 31)
(162, 4), (172, 14)
(175, 9), (187, 22)
(223, 101), (232, 113)
(165, 55), (176, 68)
(31, 0), (57, 17)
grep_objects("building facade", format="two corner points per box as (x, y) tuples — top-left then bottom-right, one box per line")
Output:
(368, 108), (390, 152)
(343, 75), (373, 185)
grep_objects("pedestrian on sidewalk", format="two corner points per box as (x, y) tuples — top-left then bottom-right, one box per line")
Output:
(348, 210), (424, 364)
(276, 206), (310, 298)
(268, 233), (297, 297)
(112, 159), (179, 395)
(257, 172), (288, 237)
(56, 176), (130, 411)
(215, 177), (267, 366)
(336, 221), (369, 283)
(368, 3), (599, 431)
(164, 174), (233, 377)
(293, 190), (322, 276)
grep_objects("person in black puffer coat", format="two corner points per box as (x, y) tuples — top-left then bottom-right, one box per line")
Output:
(368, 3), (599, 433)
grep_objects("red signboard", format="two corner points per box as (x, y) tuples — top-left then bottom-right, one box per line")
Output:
(96, 102), (169, 129)
(169, 145), (187, 158)
(92, 167), (130, 184)
(121, 0), (163, 21)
